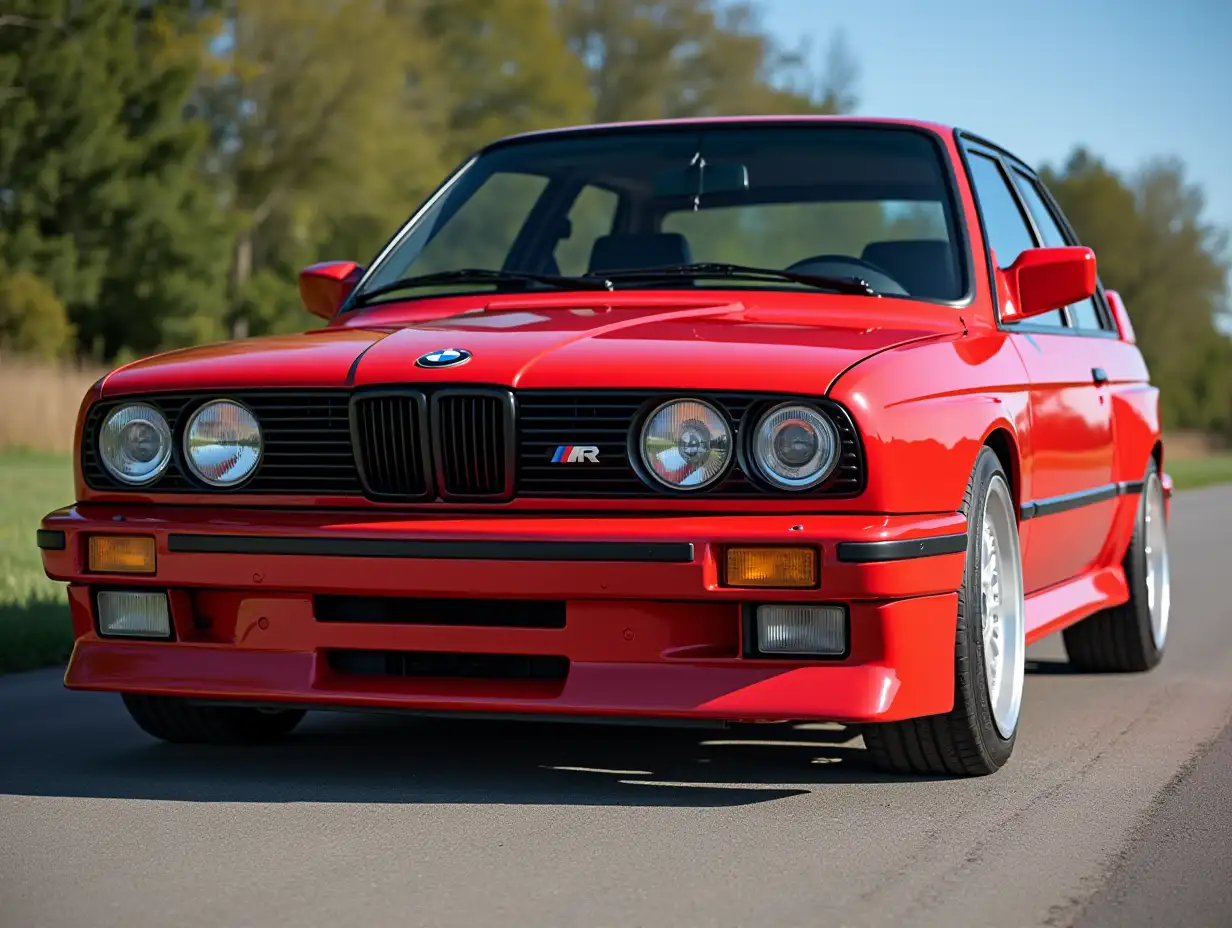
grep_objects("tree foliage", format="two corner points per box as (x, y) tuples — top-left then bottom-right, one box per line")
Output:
(1042, 150), (1232, 431)
(0, 0), (231, 359)
(0, 265), (74, 359)
(554, 0), (855, 121)
(1, 0), (1229, 442)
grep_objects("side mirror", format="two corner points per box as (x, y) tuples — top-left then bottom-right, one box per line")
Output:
(1104, 289), (1136, 343)
(998, 246), (1096, 322)
(298, 261), (365, 320)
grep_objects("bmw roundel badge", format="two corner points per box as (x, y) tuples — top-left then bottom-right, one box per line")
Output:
(416, 348), (472, 369)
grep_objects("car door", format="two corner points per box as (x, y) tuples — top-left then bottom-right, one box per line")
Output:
(964, 146), (1116, 594)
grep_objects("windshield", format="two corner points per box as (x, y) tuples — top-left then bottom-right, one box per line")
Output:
(354, 124), (968, 305)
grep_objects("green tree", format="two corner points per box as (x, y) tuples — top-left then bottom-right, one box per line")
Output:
(0, 0), (231, 360)
(414, 0), (595, 164)
(553, 0), (858, 122)
(0, 266), (74, 359)
(1042, 149), (1232, 431)
(199, 0), (450, 337)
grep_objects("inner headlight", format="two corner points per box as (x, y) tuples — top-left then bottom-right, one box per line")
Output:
(183, 400), (263, 487)
(638, 398), (732, 490)
(752, 403), (840, 490)
(98, 403), (173, 485)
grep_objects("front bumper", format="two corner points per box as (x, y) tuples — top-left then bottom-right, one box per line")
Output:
(40, 505), (967, 724)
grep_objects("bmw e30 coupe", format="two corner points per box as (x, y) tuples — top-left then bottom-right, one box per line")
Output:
(38, 116), (1171, 777)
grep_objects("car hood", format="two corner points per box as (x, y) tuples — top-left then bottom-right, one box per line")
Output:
(101, 294), (963, 397)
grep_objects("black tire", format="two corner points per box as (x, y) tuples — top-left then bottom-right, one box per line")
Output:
(1063, 458), (1168, 673)
(863, 446), (1024, 777)
(122, 693), (306, 745)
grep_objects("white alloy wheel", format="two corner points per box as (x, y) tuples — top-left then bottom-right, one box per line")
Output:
(980, 475), (1025, 739)
(1143, 471), (1171, 650)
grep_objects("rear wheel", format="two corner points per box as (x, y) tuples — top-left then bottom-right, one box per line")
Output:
(122, 693), (306, 744)
(1063, 458), (1169, 672)
(863, 446), (1026, 777)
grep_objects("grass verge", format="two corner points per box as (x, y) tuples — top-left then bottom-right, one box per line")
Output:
(0, 449), (74, 674)
(1165, 454), (1232, 492)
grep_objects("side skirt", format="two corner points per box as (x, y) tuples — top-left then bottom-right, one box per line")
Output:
(1024, 565), (1129, 645)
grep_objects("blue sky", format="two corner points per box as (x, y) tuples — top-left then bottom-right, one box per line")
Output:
(762, 0), (1232, 239)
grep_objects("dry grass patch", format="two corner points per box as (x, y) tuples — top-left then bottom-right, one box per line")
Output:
(0, 353), (108, 453)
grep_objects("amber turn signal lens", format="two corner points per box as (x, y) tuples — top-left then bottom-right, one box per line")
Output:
(723, 546), (817, 588)
(88, 535), (157, 574)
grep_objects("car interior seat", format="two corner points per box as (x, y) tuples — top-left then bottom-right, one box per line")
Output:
(860, 239), (959, 300)
(587, 233), (694, 275)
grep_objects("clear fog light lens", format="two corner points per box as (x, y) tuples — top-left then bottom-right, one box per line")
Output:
(184, 400), (263, 487)
(753, 404), (840, 490)
(639, 399), (732, 490)
(96, 590), (172, 639)
(756, 604), (846, 655)
(99, 404), (173, 485)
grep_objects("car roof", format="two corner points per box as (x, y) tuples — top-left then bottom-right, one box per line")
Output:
(481, 115), (1040, 182)
(483, 115), (961, 149)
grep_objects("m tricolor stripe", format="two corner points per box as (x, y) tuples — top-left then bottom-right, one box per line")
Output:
(551, 445), (574, 463)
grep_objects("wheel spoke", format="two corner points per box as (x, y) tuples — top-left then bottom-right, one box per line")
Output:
(979, 476), (1024, 739)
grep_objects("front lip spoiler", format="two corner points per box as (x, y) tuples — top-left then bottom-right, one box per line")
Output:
(167, 534), (695, 563)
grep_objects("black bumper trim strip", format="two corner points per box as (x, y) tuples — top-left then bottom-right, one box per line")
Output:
(36, 529), (66, 551)
(835, 532), (968, 563)
(167, 534), (695, 563)
(1020, 480), (1142, 521)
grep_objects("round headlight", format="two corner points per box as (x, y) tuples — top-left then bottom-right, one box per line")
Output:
(99, 403), (173, 485)
(752, 403), (840, 490)
(183, 400), (262, 487)
(638, 399), (732, 490)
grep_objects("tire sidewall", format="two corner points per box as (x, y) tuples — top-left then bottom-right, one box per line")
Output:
(1128, 458), (1167, 665)
(959, 448), (1022, 767)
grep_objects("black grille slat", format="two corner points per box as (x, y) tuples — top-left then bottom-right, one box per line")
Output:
(326, 649), (569, 682)
(351, 394), (428, 499)
(433, 392), (509, 499)
(315, 595), (566, 629)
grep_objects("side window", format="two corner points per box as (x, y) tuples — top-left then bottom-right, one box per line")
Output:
(1011, 171), (1110, 333)
(553, 185), (619, 275)
(966, 153), (1065, 328)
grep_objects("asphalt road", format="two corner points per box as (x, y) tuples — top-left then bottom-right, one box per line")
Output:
(3, 487), (1232, 928)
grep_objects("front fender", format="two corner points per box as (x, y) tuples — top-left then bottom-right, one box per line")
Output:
(827, 332), (1029, 514)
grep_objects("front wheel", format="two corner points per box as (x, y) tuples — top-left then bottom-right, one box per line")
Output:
(864, 446), (1026, 777)
(122, 693), (306, 744)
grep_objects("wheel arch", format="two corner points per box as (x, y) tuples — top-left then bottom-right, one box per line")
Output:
(981, 425), (1022, 517)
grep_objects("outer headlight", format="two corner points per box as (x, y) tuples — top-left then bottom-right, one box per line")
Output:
(638, 398), (732, 490)
(752, 403), (840, 490)
(183, 400), (263, 487)
(98, 403), (173, 485)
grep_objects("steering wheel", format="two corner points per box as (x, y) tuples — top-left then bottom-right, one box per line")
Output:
(784, 253), (908, 296)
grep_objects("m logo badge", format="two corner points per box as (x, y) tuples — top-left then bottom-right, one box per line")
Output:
(551, 445), (600, 463)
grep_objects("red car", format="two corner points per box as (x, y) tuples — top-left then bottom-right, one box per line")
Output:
(39, 116), (1171, 777)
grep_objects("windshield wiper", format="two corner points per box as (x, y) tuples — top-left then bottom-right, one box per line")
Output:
(352, 267), (613, 306)
(584, 262), (877, 296)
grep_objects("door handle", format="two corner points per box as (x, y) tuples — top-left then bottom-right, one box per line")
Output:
(1092, 367), (1108, 385)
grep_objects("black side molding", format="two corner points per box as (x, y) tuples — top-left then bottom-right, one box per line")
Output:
(36, 529), (66, 551)
(835, 533), (968, 563)
(167, 534), (695, 563)
(1019, 480), (1143, 521)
